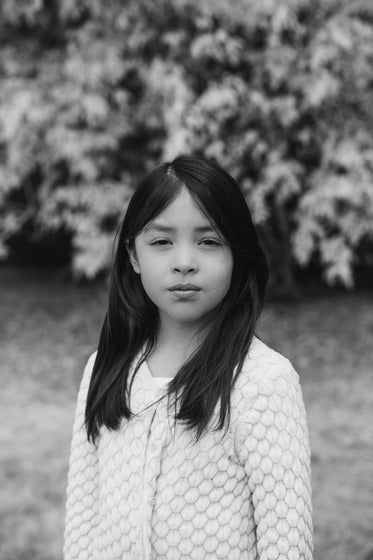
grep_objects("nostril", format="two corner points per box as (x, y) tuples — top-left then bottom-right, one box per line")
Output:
(173, 265), (197, 273)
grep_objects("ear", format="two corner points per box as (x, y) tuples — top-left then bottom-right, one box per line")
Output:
(125, 241), (141, 274)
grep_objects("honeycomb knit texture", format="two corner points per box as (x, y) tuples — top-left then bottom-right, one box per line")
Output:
(63, 336), (313, 560)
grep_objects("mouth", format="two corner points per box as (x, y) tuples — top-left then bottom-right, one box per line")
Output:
(168, 284), (201, 292)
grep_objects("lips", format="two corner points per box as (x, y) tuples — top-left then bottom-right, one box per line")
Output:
(169, 283), (201, 291)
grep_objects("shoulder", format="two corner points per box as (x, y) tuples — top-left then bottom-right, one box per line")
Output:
(244, 335), (298, 380)
(85, 350), (98, 371)
(231, 336), (301, 417)
(79, 350), (98, 393)
(72, 351), (98, 428)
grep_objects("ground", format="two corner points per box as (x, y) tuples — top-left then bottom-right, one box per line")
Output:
(0, 267), (372, 560)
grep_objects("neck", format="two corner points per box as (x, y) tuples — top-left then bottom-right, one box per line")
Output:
(155, 318), (208, 358)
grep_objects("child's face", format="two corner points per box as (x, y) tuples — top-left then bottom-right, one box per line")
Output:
(128, 187), (233, 333)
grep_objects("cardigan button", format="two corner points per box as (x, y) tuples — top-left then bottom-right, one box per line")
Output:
(150, 497), (155, 505)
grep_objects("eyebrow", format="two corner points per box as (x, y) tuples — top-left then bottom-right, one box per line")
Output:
(144, 223), (217, 234)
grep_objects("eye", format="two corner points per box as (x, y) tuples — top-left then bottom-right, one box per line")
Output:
(150, 239), (171, 246)
(200, 238), (222, 246)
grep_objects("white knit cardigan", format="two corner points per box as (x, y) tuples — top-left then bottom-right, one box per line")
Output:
(63, 336), (313, 560)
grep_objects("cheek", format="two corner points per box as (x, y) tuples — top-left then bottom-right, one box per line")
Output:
(136, 254), (166, 296)
(207, 254), (233, 291)
(136, 248), (159, 275)
(138, 264), (157, 290)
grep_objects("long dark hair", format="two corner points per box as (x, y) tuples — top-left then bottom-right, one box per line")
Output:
(85, 154), (268, 445)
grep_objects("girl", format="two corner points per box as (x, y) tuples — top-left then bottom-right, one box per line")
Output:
(63, 154), (313, 560)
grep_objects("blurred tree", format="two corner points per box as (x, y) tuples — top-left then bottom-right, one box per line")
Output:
(0, 0), (372, 292)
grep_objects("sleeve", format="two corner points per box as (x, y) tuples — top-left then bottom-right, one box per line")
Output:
(237, 359), (313, 560)
(63, 351), (99, 560)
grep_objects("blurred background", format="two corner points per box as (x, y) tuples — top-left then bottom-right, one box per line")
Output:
(0, 0), (372, 559)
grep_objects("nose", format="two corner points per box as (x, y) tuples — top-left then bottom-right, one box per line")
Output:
(173, 263), (196, 274)
(172, 245), (198, 274)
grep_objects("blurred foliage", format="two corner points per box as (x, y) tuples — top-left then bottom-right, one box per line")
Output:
(0, 0), (372, 291)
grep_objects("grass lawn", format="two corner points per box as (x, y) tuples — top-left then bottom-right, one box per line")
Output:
(0, 267), (372, 560)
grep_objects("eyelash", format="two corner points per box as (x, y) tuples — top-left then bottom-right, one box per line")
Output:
(150, 239), (221, 247)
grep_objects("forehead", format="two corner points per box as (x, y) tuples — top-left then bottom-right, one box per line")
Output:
(144, 188), (215, 232)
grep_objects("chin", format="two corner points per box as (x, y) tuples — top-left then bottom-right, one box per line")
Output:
(168, 311), (206, 323)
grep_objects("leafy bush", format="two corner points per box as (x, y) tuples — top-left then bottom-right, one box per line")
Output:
(0, 0), (372, 290)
